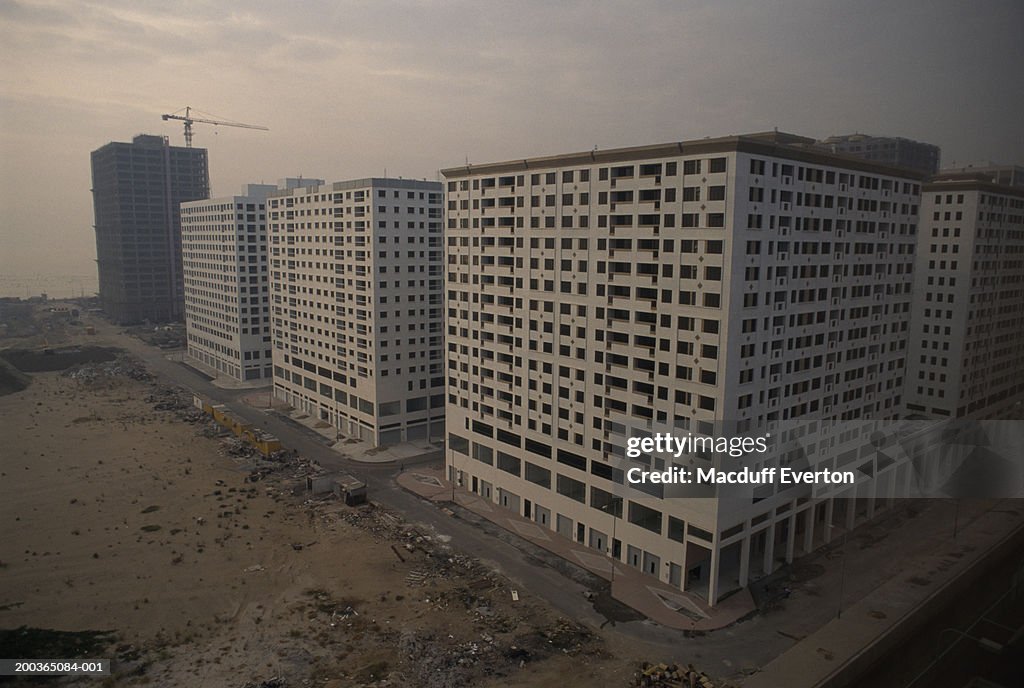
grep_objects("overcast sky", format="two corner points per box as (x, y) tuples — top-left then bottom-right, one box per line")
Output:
(1, 0), (1022, 288)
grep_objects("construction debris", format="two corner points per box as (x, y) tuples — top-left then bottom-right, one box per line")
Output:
(61, 354), (152, 386)
(221, 437), (257, 458)
(241, 678), (286, 688)
(633, 662), (718, 688)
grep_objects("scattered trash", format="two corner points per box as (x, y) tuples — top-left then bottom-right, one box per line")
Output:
(633, 662), (717, 688)
(405, 570), (430, 587)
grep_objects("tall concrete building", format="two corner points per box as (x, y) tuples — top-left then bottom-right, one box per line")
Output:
(817, 133), (940, 175)
(268, 177), (445, 445)
(905, 172), (1024, 419)
(90, 134), (209, 323)
(442, 132), (924, 605)
(181, 183), (279, 382)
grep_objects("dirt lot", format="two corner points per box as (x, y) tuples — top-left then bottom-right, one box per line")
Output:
(0, 361), (639, 686)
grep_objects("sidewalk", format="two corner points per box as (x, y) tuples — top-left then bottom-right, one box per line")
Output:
(743, 503), (1024, 687)
(396, 465), (755, 631)
(247, 399), (444, 465)
(166, 351), (271, 391)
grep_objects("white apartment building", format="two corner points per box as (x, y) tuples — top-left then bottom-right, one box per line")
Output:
(442, 132), (924, 605)
(268, 178), (445, 446)
(182, 183), (278, 382)
(906, 172), (1024, 419)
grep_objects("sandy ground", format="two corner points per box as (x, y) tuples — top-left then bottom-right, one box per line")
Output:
(0, 364), (640, 687)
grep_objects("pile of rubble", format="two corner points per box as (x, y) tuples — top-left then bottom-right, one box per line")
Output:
(534, 618), (597, 656)
(337, 503), (409, 540)
(632, 662), (719, 688)
(62, 354), (152, 385)
(392, 614), (600, 688)
(221, 437), (258, 458)
(146, 386), (194, 414)
(196, 419), (226, 438)
(398, 630), (494, 688)
(241, 678), (286, 688)
(245, 454), (320, 485)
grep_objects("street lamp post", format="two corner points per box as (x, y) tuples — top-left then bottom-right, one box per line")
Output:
(601, 496), (623, 587)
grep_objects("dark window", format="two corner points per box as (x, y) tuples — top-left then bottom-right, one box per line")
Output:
(449, 433), (469, 455)
(524, 461), (551, 488)
(628, 502), (663, 534)
(556, 449), (587, 471)
(525, 437), (551, 459)
(497, 451), (521, 476)
(556, 474), (586, 503)
(472, 442), (493, 465)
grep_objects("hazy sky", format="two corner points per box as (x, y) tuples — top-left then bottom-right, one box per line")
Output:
(1, 0), (1022, 285)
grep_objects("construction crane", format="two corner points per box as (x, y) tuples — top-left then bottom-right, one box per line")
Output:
(161, 106), (268, 147)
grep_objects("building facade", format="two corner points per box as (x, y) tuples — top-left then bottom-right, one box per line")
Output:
(905, 173), (1024, 419)
(181, 184), (279, 382)
(269, 178), (445, 445)
(817, 133), (940, 176)
(90, 134), (209, 324)
(442, 132), (924, 605)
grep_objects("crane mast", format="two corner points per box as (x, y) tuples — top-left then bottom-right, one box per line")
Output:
(161, 106), (268, 147)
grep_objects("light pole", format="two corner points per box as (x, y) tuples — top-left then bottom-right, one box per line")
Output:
(601, 496), (623, 588)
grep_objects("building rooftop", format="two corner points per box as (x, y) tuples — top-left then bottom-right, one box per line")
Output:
(924, 171), (1024, 198)
(267, 176), (442, 197)
(440, 131), (927, 180)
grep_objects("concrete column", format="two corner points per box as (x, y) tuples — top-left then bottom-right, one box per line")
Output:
(824, 499), (835, 543)
(803, 507), (815, 554)
(845, 486), (857, 530)
(738, 535), (751, 588)
(708, 541), (720, 607)
(867, 471), (877, 519)
(763, 521), (776, 575)
(784, 512), (797, 564)
(680, 535), (689, 592)
(887, 468), (898, 508)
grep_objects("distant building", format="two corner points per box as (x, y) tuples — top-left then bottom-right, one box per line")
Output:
(90, 134), (209, 324)
(268, 177), (446, 445)
(938, 163), (1024, 188)
(905, 172), (1024, 419)
(817, 133), (940, 175)
(181, 183), (281, 382)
